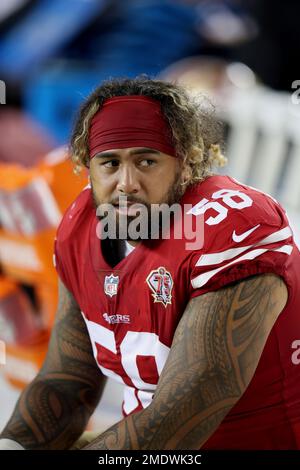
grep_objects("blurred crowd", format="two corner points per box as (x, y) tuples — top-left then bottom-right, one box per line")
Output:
(1, 0), (297, 158)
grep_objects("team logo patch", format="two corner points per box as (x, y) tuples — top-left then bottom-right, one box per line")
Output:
(104, 274), (119, 297)
(146, 266), (173, 307)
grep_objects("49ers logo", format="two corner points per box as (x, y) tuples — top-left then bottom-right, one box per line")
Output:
(146, 267), (173, 307)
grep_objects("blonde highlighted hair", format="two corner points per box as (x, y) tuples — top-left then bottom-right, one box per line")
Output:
(70, 77), (226, 186)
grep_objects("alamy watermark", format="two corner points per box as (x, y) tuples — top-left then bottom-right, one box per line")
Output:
(0, 80), (6, 104)
(289, 80), (300, 118)
(96, 197), (205, 250)
(0, 340), (6, 365)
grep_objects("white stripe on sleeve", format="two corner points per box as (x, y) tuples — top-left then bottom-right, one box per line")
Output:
(196, 226), (293, 267)
(191, 244), (293, 289)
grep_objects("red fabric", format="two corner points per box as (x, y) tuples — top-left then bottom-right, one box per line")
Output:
(54, 175), (300, 449)
(88, 95), (177, 159)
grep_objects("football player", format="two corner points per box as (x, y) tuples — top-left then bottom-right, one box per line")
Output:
(1, 78), (299, 450)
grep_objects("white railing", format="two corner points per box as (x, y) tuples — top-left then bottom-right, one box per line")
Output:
(222, 85), (300, 244)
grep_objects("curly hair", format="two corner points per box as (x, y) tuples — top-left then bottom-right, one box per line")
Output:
(70, 77), (226, 186)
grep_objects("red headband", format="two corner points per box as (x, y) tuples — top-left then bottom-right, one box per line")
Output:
(88, 95), (177, 159)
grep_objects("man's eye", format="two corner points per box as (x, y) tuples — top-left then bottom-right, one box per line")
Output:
(139, 159), (155, 167)
(102, 160), (119, 168)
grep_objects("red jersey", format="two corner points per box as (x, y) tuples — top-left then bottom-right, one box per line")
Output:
(54, 175), (300, 449)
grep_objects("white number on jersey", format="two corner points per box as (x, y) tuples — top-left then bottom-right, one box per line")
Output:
(188, 189), (253, 226)
(81, 314), (170, 413)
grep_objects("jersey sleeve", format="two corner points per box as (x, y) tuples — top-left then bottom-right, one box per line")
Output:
(53, 234), (72, 292)
(188, 190), (294, 298)
(53, 187), (92, 298)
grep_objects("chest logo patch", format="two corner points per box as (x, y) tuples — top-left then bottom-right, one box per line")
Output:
(146, 266), (173, 307)
(104, 274), (119, 297)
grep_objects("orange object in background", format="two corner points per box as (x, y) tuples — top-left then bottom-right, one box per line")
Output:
(0, 277), (42, 345)
(0, 147), (87, 289)
(38, 146), (88, 214)
(0, 277), (49, 388)
(0, 230), (58, 286)
(0, 147), (87, 388)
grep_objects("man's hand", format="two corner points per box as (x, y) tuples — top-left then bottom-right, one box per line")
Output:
(85, 273), (287, 450)
(0, 279), (106, 449)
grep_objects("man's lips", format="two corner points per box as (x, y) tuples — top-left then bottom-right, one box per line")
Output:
(113, 202), (134, 207)
(113, 202), (144, 215)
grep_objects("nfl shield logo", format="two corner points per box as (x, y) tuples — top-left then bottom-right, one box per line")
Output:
(104, 274), (119, 298)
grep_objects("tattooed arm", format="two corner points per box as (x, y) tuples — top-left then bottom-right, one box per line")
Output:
(0, 279), (106, 449)
(85, 273), (288, 450)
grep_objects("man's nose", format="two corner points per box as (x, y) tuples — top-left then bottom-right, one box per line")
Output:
(116, 165), (141, 194)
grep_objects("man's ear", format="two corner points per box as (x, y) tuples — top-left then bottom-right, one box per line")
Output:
(181, 166), (192, 186)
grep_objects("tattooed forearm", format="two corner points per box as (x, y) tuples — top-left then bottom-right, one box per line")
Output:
(0, 280), (105, 449)
(85, 274), (287, 450)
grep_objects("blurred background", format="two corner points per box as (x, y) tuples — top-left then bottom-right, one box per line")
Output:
(1, 0), (300, 435)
